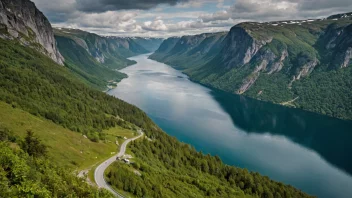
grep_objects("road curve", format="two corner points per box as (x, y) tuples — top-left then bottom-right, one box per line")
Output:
(94, 130), (143, 197)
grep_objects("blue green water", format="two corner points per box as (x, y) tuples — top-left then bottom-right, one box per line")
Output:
(108, 54), (352, 198)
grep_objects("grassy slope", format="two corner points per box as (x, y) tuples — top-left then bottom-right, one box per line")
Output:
(0, 38), (313, 197)
(0, 101), (135, 170)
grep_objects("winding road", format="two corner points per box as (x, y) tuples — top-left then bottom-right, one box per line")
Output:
(94, 130), (143, 197)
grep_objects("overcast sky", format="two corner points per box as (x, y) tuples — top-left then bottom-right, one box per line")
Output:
(32, 0), (352, 38)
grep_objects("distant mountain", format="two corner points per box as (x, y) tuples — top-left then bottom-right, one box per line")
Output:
(150, 33), (227, 70)
(129, 37), (164, 52)
(0, 0), (318, 197)
(55, 28), (142, 69)
(149, 36), (181, 61)
(0, 0), (64, 64)
(54, 29), (164, 89)
(151, 13), (352, 120)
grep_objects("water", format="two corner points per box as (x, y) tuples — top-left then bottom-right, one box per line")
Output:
(108, 54), (352, 198)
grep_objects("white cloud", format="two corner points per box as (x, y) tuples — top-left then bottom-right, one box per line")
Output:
(143, 20), (168, 31)
(32, 0), (352, 37)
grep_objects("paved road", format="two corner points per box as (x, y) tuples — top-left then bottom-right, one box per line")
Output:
(94, 130), (143, 197)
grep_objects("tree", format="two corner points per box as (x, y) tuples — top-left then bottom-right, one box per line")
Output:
(21, 130), (47, 157)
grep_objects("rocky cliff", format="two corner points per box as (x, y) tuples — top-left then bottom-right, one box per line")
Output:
(55, 28), (141, 69)
(0, 0), (64, 65)
(55, 28), (163, 70)
(149, 33), (227, 69)
(54, 28), (164, 90)
(151, 13), (352, 120)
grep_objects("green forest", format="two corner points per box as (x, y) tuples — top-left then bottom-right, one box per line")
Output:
(106, 135), (313, 198)
(150, 18), (352, 120)
(0, 37), (314, 197)
(0, 38), (157, 142)
(0, 127), (112, 197)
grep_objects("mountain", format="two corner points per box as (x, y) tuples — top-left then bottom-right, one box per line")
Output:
(151, 13), (352, 120)
(0, 0), (317, 197)
(54, 29), (164, 90)
(150, 33), (227, 70)
(55, 28), (139, 70)
(149, 36), (181, 61)
(129, 37), (164, 52)
(0, 0), (64, 65)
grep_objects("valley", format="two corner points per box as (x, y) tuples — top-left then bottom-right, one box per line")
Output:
(150, 13), (352, 120)
(109, 54), (352, 198)
(0, 0), (351, 197)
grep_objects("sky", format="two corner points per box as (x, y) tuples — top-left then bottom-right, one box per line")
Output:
(32, 0), (352, 38)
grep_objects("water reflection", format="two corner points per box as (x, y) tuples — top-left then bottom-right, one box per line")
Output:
(210, 90), (352, 175)
(109, 54), (352, 198)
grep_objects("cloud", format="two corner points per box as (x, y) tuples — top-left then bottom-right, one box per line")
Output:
(199, 10), (231, 23)
(31, 0), (352, 38)
(76, 0), (190, 13)
(226, 0), (352, 22)
(143, 20), (168, 31)
(32, 0), (76, 22)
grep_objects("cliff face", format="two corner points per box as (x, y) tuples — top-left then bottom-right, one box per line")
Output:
(0, 0), (64, 65)
(149, 33), (226, 69)
(151, 13), (352, 120)
(53, 28), (164, 90)
(54, 28), (148, 69)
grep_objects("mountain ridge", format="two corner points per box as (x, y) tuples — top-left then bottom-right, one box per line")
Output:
(151, 12), (352, 120)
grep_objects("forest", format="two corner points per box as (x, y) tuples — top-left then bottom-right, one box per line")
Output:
(0, 38), (313, 197)
(0, 38), (158, 142)
(0, 127), (112, 197)
(106, 133), (313, 198)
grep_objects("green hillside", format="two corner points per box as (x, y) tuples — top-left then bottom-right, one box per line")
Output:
(151, 14), (352, 120)
(0, 36), (313, 197)
(56, 35), (127, 90)
(0, 132), (112, 197)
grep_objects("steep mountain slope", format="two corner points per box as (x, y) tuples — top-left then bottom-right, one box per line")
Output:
(0, 1), (322, 197)
(150, 33), (227, 69)
(151, 13), (352, 120)
(55, 35), (127, 90)
(149, 36), (181, 61)
(55, 28), (138, 70)
(0, 0), (63, 65)
(54, 29), (165, 90)
(129, 37), (164, 52)
(0, 34), (313, 198)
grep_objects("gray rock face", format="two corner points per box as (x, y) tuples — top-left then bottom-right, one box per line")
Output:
(342, 47), (352, 68)
(267, 49), (288, 74)
(0, 0), (64, 65)
(220, 27), (272, 70)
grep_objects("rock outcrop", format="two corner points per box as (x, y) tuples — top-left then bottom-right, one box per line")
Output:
(54, 28), (157, 69)
(151, 12), (352, 120)
(149, 33), (227, 69)
(220, 27), (272, 69)
(0, 0), (64, 65)
(342, 47), (352, 68)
